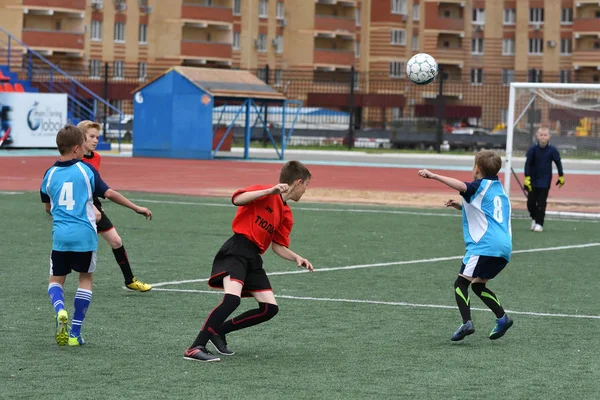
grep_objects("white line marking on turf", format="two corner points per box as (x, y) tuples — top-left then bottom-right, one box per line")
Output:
(150, 288), (600, 320)
(149, 242), (600, 288)
(130, 198), (600, 222)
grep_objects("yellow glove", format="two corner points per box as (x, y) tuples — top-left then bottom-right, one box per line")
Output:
(524, 176), (532, 192)
(556, 176), (565, 188)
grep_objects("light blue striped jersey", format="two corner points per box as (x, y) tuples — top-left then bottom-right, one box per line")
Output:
(460, 176), (512, 263)
(40, 159), (109, 252)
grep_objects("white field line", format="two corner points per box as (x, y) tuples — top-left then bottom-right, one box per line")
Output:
(149, 242), (600, 288)
(130, 198), (600, 222)
(150, 288), (600, 320)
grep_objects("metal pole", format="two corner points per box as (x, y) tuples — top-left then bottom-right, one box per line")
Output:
(244, 99), (251, 159)
(504, 83), (517, 195)
(436, 68), (446, 154)
(103, 62), (108, 142)
(347, 66), (355, 149)
(262, 64), (269, 147)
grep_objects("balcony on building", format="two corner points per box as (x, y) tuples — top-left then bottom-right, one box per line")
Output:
(424, 1), (465, 34)
(21, 28), (84, 56)
(428, 35), (464, 67)
(181, 0), (233, 29)
(313, 47), (355, 70)
(574, 3), (600, 32)
(180, 25), (232, 65)
(314, 0), (357, 38)
(315, 0), (357, 7)
(22, 0), (85, 17)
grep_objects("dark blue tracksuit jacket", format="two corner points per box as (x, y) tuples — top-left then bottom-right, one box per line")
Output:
(524, 143), (564, 188)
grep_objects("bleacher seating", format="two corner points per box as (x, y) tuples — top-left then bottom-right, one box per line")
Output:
(0, 66), (38, 93)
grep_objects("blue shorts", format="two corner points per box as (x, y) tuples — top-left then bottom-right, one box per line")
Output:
(460, 255), (508, 279)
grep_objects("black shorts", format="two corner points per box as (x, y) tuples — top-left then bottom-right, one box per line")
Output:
(208, 234), (271, 297)
(50, 250), (97, 276)
(94, 198), (114, 232)
(460, 255), (508, 279)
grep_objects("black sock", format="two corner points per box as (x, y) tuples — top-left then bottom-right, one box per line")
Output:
(471, 282), (505, 318)
(454, 276), (472, 323)
(219, 302), (279, 335)
(113, 245), (134, 284)
(191, 294), (241, 348)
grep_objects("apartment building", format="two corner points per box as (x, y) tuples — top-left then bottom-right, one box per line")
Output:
(1, 0), (599, 82)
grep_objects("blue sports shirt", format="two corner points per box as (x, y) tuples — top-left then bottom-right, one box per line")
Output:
(460, 176), (512, 263)
(40, 159), (109, 252)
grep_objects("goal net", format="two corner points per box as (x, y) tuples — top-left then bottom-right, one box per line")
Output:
(505, 83), (600, 219)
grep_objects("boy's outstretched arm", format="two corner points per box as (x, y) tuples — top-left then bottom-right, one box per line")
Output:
(233, 184), (289, 206)
(104, 189), (152, 219)
(418, 169), (468, 192)
(271, 242), (314, 272)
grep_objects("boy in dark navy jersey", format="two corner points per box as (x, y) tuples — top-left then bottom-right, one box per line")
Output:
(524, 127), (565, 232)
(184, 161), (313, 362)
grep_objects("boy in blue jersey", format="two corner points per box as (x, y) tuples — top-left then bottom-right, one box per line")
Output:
(41, 125), (152, 346)
(419, 150), (513, 342)
(524, 127), (565, 232)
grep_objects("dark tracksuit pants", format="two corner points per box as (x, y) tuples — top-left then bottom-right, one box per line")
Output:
(527, 187), (550, 226)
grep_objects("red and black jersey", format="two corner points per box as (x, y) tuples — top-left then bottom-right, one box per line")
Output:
(82, 151), (101, 171)
(231, 185), (294, 254)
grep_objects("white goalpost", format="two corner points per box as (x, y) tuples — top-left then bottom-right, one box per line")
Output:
(504, 82), (600, 197)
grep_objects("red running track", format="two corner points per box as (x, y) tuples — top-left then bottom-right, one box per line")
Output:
(1, 156), (598, 206)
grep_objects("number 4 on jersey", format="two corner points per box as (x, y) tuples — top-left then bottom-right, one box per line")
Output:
(59, 182), (75, 210)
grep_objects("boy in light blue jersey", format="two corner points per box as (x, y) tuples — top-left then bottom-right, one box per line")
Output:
(419, 150), (513, 342)
(41, 125), (152, 346)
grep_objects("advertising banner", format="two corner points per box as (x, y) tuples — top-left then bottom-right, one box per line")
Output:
(0, 93), (68, 148)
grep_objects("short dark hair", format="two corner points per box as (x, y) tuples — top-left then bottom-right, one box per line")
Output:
(56, 125), (84, 155)
(475, 150), (502, 177)
(279, 161), (311, 184)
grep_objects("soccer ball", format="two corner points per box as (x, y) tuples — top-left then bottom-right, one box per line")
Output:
(406, 53), (438, 85)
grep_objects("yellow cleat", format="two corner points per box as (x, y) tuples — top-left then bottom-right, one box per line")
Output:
(126, 278), (152, 292)
(68, 335), (86, 347)
(55, 310), (69, 346)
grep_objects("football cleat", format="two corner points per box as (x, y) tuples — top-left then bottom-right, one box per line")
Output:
(126, 278), (152, 292)
(55, 309), (69, 346)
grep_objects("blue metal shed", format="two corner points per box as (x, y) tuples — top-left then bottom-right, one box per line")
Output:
(132, 66), (301, 160)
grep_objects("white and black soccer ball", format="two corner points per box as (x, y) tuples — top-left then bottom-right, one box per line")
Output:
(406, 53), (438, 85)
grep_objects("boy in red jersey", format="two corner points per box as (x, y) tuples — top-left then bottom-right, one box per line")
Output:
(184, 161), (313, 362)
(78, 120), (152, 292)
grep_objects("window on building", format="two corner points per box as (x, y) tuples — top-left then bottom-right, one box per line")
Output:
(472, 8), (485, 24)
(276, 2), (284, 19)
(471, 38), (484, 54)
(275, 35), (283, 53)
(259, 0), (268, 18)
(89, 59), (101, 78)
(275, 69), (282, 85)
(503, 8), (516, 25)
(355, 8), (361, 26)
(412, 35), (419, 51)
(412, 3), (420, 20)
(391, 0), (407, 15)
(560, 38), (572, 55)
(528, 69), (543, 82)
(529, 38), (543, 54)
(390, 29), (406, 45)
(389, 61), (405, 78)
(113, 61), (124, 79)
(502, 39), (515, 55)
(471, 68), (483, 84)
(502, 69), (515, 84)
(355, 41), (360, 58)
(560, 8), (573, 24)
(233, 0), (241, 15)
(114, 22), (125, 42)
(560, 70), (572, 83)
(139, 24), (147, 44)
(138, 62), (147, 80)
(233, 32), (240, 50)
(91, 20), (102, 41)
(257, 33), (267, 52)
(529, 8), (544, 23)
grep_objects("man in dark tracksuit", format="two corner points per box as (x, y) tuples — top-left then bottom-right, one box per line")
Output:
(524, 128), (565, 232)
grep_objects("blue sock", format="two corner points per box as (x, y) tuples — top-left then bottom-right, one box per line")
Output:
(48, 283), (65, 314)
(70, 288), (92, 338)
